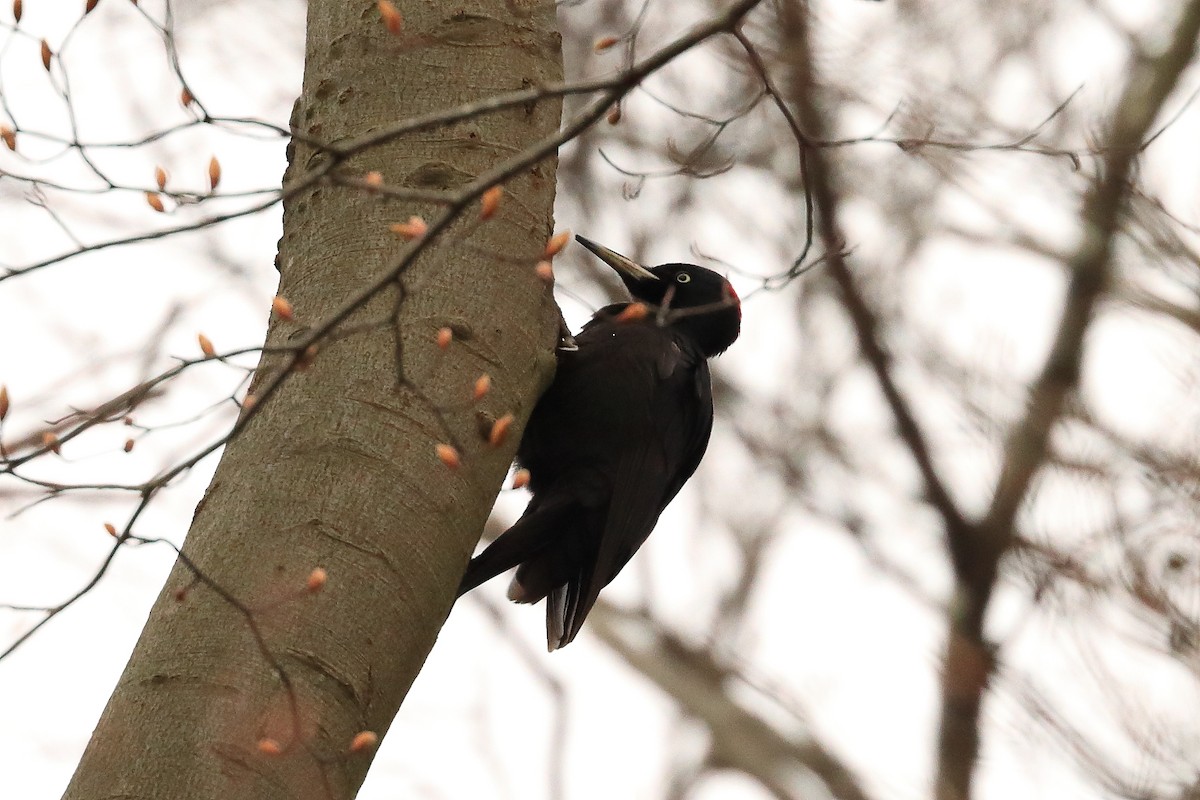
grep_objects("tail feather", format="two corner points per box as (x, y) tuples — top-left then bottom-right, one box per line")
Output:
(545, 585), (567, 651)
(458, 470), (618, 650)
(539, 562), (597, 651)
(552, 566), (595, 650)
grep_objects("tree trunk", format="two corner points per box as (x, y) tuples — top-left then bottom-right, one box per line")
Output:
(63, 2), (562, 798)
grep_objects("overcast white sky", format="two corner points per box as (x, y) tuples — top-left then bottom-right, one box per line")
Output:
(2, 1), (1199, 799)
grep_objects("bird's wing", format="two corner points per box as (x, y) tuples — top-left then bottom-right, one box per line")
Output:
(553, 331), (714, 649)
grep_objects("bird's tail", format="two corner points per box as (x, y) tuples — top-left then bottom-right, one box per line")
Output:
(544, 576), (594, 652)
(456, 496), (573, 597)
(509, 523), (604, 650)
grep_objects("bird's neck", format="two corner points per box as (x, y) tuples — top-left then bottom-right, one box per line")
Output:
(671, 310), (738, 357)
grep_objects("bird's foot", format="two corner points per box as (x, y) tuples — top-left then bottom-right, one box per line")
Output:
(556, 314), (579, 352)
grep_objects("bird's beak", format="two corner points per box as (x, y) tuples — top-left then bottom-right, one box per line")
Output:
(575, 235), (659, 282)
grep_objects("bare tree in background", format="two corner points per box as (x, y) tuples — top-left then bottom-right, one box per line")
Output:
(2, 1), (1199, 800)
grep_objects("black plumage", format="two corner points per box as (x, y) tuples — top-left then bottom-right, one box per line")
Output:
(457, 235), (741, 650)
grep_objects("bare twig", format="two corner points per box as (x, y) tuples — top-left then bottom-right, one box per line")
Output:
(588, 601), (873, 800)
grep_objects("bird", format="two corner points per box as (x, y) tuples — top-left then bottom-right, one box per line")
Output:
(457, 235), (741, 650)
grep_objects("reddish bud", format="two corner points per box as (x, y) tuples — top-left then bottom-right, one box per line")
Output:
(242, 394), (258, 413)
(489, 414), (514, 448)
(306, 567), (328, 593)
(12, 0), (21, 23)
(472, 374), (491, 401)
(207, 156), (221, 190)
(363, 170), (383, 190)
(0, 125), (15, 151)
(349, 730), (379, 753)
(593, 35), (619, 52)
(40, 39), (51, 71)
(378, 0), (402, 35)
(535, 260), (554, 283)
(297, 345), (318, 370)
(104, 523), (118, 537)
(615, 303), (649, 323)
(145, 192), (165, 212)
(435, 443), (460, 470)
(271, 295), (295, 321)
(512, 468), (530, 489)
(543, 230), (570, 258)
(480, 185), (503, 220)
(257, 738), (283, 756)
(197, 333), (215, 357)
(42, 431), (61, 454)
(180, 87), (195, 107)
(154, 166), (168, 190)
(85, 0), (99, 14)
(436, 327), (453, 349)
(390, 216), (427, 240)
(607, 106), (622, 125)
(0, 384), (8, 420)
(123, 438), (134, 453)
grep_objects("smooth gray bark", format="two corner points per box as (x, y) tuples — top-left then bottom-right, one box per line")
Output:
(63, 2), (562, 798)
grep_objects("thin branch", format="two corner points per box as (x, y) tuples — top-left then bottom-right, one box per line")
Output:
(943, 3), (1200, 798)
(979, 0), (1200, 574)
(588, 601), (873, 800)
(732, 25), (970, 544)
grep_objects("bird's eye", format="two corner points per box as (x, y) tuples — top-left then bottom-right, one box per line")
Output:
(675, 272), (691, 284)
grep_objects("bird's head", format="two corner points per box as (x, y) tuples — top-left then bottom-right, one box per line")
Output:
(576, 235), (741, 356)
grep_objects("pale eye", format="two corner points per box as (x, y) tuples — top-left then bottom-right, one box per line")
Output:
(675, 272), (691, 284)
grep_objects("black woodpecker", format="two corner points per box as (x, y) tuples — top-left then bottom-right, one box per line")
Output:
(457, 235), (741, 650)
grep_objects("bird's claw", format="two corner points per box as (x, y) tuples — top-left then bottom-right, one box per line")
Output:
(556, 315), (579, 352)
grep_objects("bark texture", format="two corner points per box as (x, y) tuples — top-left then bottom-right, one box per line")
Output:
(63, 2), (562, 798)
